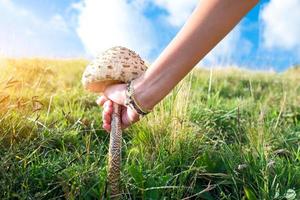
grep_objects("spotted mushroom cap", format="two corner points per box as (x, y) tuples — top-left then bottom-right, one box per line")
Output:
(82, 46), (147, 93)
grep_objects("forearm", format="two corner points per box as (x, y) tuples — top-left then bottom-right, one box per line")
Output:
(134, 0), (259, 110)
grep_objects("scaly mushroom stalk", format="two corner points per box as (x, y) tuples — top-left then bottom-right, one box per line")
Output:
(81, 46), (147, 199)
(108, 103), (122, 198)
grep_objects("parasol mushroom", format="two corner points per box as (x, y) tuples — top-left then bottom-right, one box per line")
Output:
(82, 46), (147, 199)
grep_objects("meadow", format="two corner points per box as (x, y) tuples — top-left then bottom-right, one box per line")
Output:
(0, 59), (299, 199)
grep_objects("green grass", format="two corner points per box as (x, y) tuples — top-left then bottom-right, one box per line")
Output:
(0, 59), (299, 199)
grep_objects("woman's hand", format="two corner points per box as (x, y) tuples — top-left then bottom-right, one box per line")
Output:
(96, 83), (140, 132)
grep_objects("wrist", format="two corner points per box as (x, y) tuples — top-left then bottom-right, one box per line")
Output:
(132, 75), (157, 111)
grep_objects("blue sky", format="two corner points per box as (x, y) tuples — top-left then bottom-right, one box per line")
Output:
(0, 0), (300, 71)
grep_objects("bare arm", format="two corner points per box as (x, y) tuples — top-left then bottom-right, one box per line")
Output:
(99, 0), (259, 131)
(135, 0), (259, 110)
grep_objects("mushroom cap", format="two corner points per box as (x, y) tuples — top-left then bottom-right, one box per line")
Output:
(82, 46), (147, 93)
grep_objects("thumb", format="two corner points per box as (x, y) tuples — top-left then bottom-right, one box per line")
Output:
(103, 83), (126, 106)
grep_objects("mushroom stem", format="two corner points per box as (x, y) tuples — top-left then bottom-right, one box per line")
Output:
(108, 102), (122, 199)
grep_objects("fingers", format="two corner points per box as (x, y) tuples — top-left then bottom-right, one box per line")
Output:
(99, 102), (140, 132)
(96, 96), (112, 132)
(121, 106), (140, 129)
(102, 100), (113, 132)
(97, 83), (140, 132)
(96, 95), (109, 106)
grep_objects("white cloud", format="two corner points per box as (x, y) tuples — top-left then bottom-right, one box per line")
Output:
(153, 0), (198, 27)
(74, 0), (201, 59)
(0, 0), (83, 58)
(74, 0), (157, 59)
(74, 0), (249, 65)
(0, 0), (254, 66)
(261, 0), (300, 51)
